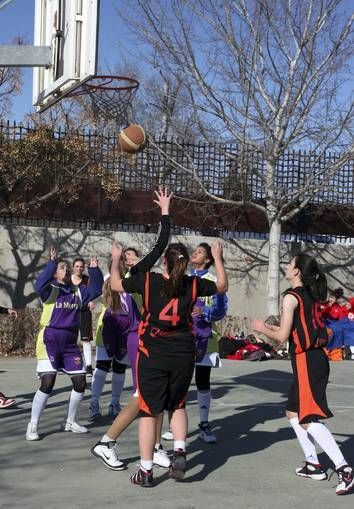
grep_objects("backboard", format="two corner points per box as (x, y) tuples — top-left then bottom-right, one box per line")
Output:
(33, 0), (99, 112)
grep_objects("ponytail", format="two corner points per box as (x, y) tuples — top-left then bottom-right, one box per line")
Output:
(102, 277), (122, 312)
(294, 253), (327, 302)
(162, 243), (189, 298)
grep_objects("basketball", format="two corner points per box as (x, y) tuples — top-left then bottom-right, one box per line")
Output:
(118, 124), (147, 153)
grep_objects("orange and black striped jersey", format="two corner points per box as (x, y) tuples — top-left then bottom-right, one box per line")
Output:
(285, 287), (328, 355)
(122, 272), (217, 344)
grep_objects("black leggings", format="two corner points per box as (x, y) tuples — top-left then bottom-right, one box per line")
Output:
(95, 359), (127, 374)
(39, 373), (86, 394)
(195, 365), (212, 391)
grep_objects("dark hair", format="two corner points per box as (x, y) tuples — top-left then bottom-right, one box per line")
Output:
(72, 257), (85, 266)
(197, 243), (214, 269)
(124, 247), (139, 257)
(162, 243), (189, 298)
(294, 253), (327, 302)
(329, 287), (344, 300)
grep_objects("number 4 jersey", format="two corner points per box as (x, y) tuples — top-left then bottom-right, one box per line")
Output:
(122, 271), (217, 347)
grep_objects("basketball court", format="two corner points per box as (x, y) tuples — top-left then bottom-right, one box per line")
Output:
(1, 357), (353, 508)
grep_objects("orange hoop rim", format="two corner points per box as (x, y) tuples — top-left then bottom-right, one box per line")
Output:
(68, 75), (140, 96)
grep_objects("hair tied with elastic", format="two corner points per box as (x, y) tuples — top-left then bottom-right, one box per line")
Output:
(178, 255), (184, 260)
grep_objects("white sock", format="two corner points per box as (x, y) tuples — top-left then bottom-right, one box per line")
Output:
(307, 422), (347, 469)
(197, 389), (211, 423)
(101, 434), (114, 443)
(67, 390), (84, 423)
(140, 459), (153, 471)
(111, 372), (125, 405)
(289, 417), (319, 463)
(91, 368), (107, 405)
(82, 342), (92, 367)
(155, 443), (161, 450)
(174, 440), (186, 451)
(30, 390), (50, 425)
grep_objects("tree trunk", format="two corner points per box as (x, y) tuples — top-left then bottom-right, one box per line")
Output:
(267, 218), (282, 316)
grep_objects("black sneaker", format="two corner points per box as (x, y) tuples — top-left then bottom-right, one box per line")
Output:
(295, 461), (327, 480)
(336, 466), (354, 495)
(130, 467), (154, 487)
(86, 365), (93, 376)
(169, 449), (187, 481)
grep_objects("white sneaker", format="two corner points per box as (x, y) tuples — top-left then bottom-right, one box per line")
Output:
(91, 440), (125, 471)
(199, 422), (216, 443)
(62, 420), (88, 433)
(107, 402), (121, 418)
(162, 430), (174, 441)
(89, 401), (101, 420)
(153, 445), (171, 468)
(26, 422), (39, 441)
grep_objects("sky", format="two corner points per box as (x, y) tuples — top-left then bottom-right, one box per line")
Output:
(0, 0), (130, 120)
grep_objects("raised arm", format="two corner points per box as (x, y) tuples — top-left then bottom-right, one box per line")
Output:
(110, 244), (125, 293)
(211, 241), (228, 294)
(130, 188), (172, 275)
(80, 256), (104, 305)
(35, 247), (58, 302)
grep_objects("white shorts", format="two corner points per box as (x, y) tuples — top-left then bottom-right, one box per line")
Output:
(36, 359), (86, 375)
(95, 345), (131, 366)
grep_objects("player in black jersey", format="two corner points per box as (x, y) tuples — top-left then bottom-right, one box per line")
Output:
(110, 240), (227, 487)
(253, 254), (354, 496)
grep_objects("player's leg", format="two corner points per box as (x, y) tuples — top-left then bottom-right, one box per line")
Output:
(130, 351), (168, 487)
(153, 412), (171, 468)
(195, 365), (216, 443)
(26, 371), (56, 441)
(109, 358), (126, 417)
(90, 353), (111, 420)
(91, 395), (138, 471)
(61, 332), (88, 433)
(80, 308), (93, 375)
(26, 327), (58, 441)
(167, 352), (195, 481)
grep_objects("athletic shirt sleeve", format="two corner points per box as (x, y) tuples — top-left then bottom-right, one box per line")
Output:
(130, 215), (170, 275)
(121, 272), (146, 295)
(196, 277), (217, 297)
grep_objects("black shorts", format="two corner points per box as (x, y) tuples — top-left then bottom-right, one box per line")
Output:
(137, 340), (195, 416)
(286, 348), (333, 424)
(80, 308), (93, 341)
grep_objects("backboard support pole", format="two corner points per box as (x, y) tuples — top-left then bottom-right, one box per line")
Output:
(0, 46), (51, 67)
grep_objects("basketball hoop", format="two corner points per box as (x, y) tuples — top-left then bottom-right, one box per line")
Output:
(67, 75), (140, 128)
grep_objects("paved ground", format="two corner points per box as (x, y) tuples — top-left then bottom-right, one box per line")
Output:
(1, 357), (354, 509)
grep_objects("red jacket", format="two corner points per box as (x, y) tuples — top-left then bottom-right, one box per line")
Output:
(321, 302), (343, 321)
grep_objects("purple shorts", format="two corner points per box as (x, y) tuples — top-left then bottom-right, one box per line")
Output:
(43, 327), (84, 374)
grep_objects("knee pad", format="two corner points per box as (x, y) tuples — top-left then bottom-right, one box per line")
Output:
(39, 373), (56, 394)
(95, 359), (112, 373)
(195, 366), (211, 391)
(71, 375), (86, 393)
(112, 359), (126, 374)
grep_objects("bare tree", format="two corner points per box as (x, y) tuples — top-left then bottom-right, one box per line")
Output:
(0, 67), (22, 119)
(117, 0), (354, 313)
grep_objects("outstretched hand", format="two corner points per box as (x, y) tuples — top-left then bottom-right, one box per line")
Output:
(89, 256), (99, 268)
(153, 187), (173, 215)
(49, 246), (57, 261)
(211, 240), (224, 260)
